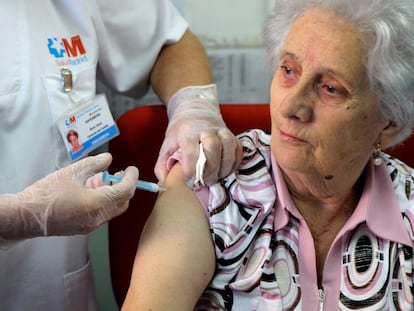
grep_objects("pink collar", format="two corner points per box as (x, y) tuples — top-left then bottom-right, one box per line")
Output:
(272, 156), (412, 247)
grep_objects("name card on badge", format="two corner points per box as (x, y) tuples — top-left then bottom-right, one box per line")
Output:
(57, 94), (119, 161)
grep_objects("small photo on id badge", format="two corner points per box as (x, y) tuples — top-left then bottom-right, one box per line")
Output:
(57, 94), (119, 161)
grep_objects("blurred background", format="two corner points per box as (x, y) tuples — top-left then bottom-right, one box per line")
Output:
(90, 1), (274, 309)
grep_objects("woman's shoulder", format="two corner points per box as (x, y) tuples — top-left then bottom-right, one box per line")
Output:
(236, 129), (272, 166)
(382, 153), (414, 216)
(205, 129), (276, 245)
(383, 153), (414, 181)
(236, 129), (271, 146)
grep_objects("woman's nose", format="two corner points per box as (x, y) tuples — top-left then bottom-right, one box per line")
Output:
(278, 84), (314, 122)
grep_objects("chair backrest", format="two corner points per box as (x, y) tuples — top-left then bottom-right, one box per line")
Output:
(108, 103), (414, 307)
(385, 137), (414, 166)
(108, 103), (271, 306)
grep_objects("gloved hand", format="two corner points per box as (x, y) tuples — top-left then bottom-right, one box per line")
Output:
(154, 84), (242, 187)
(0, 152), (138, 246)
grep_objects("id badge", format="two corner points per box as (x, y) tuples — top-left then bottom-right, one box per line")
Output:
(57, 94), (119, 161)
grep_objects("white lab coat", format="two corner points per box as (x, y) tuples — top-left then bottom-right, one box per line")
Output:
(0, 0), (187, 309)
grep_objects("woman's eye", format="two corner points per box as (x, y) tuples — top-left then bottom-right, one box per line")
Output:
(320, 84), (348, 101)
(325, 85), (338, 94)
(277, 64), (299, 87)
(280, 65), (293, 76)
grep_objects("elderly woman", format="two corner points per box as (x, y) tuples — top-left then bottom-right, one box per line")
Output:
(122, 0), (414, 310)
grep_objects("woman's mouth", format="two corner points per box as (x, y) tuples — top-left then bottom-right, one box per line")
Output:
(279, 130), (307, 143)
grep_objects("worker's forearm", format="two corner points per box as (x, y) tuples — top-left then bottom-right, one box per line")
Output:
(150, 29), (213, 104)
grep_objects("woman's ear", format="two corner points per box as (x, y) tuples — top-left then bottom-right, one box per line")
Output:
(379, 121), (403, 147)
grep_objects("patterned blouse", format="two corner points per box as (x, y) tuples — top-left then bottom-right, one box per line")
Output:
(194, 129), (414, 310)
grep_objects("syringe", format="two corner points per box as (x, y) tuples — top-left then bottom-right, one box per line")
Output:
(102, 171), (165, 193)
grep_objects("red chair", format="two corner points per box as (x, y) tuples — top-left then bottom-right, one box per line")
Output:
(107, 103), (271, 307)
(385, 136), (414, 166)
(107, 103), (414, 307)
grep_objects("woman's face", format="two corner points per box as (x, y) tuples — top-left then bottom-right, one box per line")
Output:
(68, 132), (79, 146)
(270, 8), (390, 181)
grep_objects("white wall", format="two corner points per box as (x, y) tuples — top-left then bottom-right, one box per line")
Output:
(176, 0), (274, 48)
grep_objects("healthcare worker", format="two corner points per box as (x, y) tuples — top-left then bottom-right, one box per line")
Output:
(0, 1), (240, 310)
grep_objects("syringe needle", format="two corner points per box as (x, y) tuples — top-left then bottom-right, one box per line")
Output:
(102, 171), (165, 193)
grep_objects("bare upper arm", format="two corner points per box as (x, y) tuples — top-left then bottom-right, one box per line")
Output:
(122, 163), (215, 311)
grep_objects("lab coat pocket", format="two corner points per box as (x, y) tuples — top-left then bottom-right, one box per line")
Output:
(42, 67), (96, 168)
(64, 259), (98, 311)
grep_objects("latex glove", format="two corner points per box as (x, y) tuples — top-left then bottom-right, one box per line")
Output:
(154, 84), (242, 187)
(0, 152), (138, 246)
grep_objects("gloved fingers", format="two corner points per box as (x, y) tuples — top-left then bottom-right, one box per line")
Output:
(155, 127), (241, 187)
(182, 129), (241, 186)
(52, 166), (136, 234)
(102, 166), (139, 202)
(154, 139), (180, 183)
(89, 198), (130, 226)
(216, 128), (243, 179)
(85, 172), (104, 188)
(71, 152), (113, 182)
(154, 155), (169, 184)
(88, 166), (138, 222)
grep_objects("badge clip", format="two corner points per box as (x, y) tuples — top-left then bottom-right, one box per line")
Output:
(61, 68), (81, 104)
